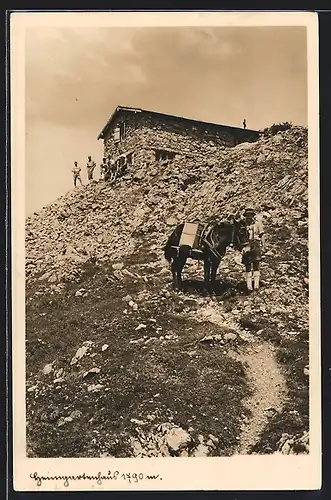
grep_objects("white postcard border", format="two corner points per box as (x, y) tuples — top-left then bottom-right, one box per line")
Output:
(11, 10), (321, 492)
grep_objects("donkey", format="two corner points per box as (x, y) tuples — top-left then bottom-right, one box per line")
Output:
(164, 219), (248, 293)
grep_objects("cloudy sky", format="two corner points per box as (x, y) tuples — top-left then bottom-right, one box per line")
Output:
(25, 25), (307, 215)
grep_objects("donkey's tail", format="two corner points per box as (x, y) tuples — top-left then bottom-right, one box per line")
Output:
(164, 223), (185, 262)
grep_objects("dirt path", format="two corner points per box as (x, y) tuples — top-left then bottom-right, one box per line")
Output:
(231, 343), (287, 455)
(188, 302), (288, 455)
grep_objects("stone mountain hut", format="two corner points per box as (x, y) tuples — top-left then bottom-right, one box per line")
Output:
(97, 105), (260, 171)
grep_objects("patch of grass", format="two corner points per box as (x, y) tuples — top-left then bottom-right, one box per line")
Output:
(26, 261), (251, 458)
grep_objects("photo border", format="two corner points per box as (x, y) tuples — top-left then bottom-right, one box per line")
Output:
(6, 7), (327, 497)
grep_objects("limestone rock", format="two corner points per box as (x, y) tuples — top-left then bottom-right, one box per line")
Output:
(87, 384), (104, 393)
(83, 367), (101, 378)
(166, 217), (177, 226)
(43, 363), (54, 375)
(133, 169), (145, 180)
(70, 345), (88, 365)
(112, 262), (124, 270)
(192, 443), (210, 457)
(224, 332), (237, 341)
(70, 410), (83, 420)
(166, 427), (191, 452)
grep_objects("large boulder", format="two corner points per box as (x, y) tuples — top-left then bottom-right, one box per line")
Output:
(166, 427), (191, 453)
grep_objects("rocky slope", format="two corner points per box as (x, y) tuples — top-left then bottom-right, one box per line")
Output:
(25, 125), (309, 458)
(26, 125), (307, 287)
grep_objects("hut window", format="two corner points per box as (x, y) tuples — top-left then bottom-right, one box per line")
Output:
(113, 122), (126, 143)
(120, 122), (126, 140)
(113, 127), (120, 142)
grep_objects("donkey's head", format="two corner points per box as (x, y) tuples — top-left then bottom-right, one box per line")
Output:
(232, 219), (250, 250)
(208, 220), (235, 250)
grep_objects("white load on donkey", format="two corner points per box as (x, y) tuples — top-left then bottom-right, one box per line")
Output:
(177, 222), (206, 259)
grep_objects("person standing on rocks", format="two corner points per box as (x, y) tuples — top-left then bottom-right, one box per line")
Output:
(243, 119), (247, 129)
(110, 158), (119, 183)
(99, 157), (108, 181)
(103, 157), (114, 182)
(86, 156), (96, 182)
(72, 161), (83, 187)
(241, 208), (265, 292)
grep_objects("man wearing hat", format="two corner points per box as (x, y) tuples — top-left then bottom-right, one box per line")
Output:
(241, 208), (265, 291)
